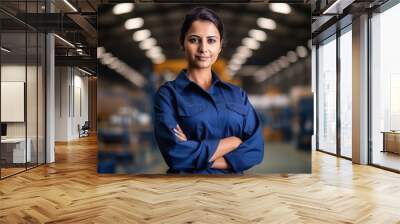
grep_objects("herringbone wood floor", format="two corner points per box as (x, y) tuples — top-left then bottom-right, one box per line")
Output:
(1, 135), (400, 224)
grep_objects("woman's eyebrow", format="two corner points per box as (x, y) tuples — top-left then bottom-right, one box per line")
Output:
(187, 34), (217, 38)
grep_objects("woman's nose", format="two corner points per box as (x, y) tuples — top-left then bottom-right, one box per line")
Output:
(198, 41), (207, 53)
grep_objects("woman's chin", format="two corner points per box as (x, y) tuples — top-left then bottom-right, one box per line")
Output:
(193, 61), (211, 69)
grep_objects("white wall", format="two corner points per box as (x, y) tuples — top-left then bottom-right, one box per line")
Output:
(1, 65), (32, 138)
(55, 67), (89, 141)
(1, 63), (45, 163)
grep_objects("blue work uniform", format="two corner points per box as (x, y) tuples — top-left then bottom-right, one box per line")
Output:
(153, 69), (264, 174)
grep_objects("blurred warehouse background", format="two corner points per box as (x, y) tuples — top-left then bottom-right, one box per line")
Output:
(97, 3), (312, 174)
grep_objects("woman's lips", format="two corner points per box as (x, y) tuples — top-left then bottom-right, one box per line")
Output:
(195, 56), (210, 61)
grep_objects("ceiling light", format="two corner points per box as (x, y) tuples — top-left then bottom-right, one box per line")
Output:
(109, 59), (121, 70)
(296, 46), (308, 58)
(152, 57), (166, 64)
(257, 17), (276, 30)
(102, 56), (117, 65)
(146, 46), (162, 55)
(249, 29), (267, 42)
(115, 62), (126, 73)
(242, 37), (260, 50)
(133, 29), (151, 42)
(1, 47), (11, 53)
(230, 57), (245, 65)
(113, 3), (134, 15)
(97, 47), (105, 59)
(139, 38), (157, 50)
(322, 0), (349, 15)
(78, 67), (92, 76)
(100, 53), (116, 65)
(237, 46), (252, 58)
(269, 3), (291, 14)
(272, 62), (281, 72)
(254, 70), (268, 82)
(278, 56), (289, 68)
(54, 34), (75, 48)
(146, 50), (163, 59)
(124, 17), (144, 30)
(63, 0), (78, 12)
(229, 64), (241, 71)
(287, 51), (298, 63)
(232, 52), (248, 60)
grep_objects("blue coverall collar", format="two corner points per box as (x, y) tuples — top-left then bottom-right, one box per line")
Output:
(175, 69), (226, 92)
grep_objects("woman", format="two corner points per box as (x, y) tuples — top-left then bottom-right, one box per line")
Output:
(153, 7), (264, 174)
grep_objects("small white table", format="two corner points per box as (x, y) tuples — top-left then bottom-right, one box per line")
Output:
(1, 138), (31, 163)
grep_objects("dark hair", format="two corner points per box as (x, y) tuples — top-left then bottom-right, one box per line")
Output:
(179, 7), (224, 47)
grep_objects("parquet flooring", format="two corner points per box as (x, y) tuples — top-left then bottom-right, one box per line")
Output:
(1, 135), (400, 223)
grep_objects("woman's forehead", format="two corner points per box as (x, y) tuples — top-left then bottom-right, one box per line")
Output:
(186, 20), (220, 37)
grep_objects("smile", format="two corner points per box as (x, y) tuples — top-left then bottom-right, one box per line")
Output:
(195, 56), (210, 61)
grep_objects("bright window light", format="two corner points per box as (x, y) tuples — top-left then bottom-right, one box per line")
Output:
(124, 17), (144, 30)
(257, 17), (276, 30)
(113, 3), (134, 15)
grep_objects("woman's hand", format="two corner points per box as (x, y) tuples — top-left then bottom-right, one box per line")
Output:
(209, 136), (242, 162)
(173, 124), (187, 141)
(211, 157), (230, 169)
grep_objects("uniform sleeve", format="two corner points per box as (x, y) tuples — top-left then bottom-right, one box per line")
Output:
(224, 91), (264, 172)
(153, 86), (220, 171)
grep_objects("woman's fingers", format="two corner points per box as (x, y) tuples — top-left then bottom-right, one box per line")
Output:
(176, 124), (184, 133)
(173, 128), (185, 138)
(176, 125), (187, 139)
(173, 125), (187, 141)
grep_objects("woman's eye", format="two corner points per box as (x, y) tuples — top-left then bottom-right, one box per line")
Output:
(189, 38), (199, 43)
(208, 39), (216, 44)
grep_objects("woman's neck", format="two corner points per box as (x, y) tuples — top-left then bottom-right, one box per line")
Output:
(187, 68), (212, 91)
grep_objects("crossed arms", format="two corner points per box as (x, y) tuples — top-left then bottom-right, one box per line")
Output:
(173, 124), (241, 169)
(154, 85), (264, 172)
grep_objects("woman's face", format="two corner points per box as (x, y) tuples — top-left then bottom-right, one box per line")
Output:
(183, 20), (222, 69)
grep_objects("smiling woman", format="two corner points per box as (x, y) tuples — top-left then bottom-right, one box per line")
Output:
(153, 7), (265, 174)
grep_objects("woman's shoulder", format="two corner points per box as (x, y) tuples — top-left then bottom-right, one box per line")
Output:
(220, 81), (248, 99)
(155, 81), (176, 95)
